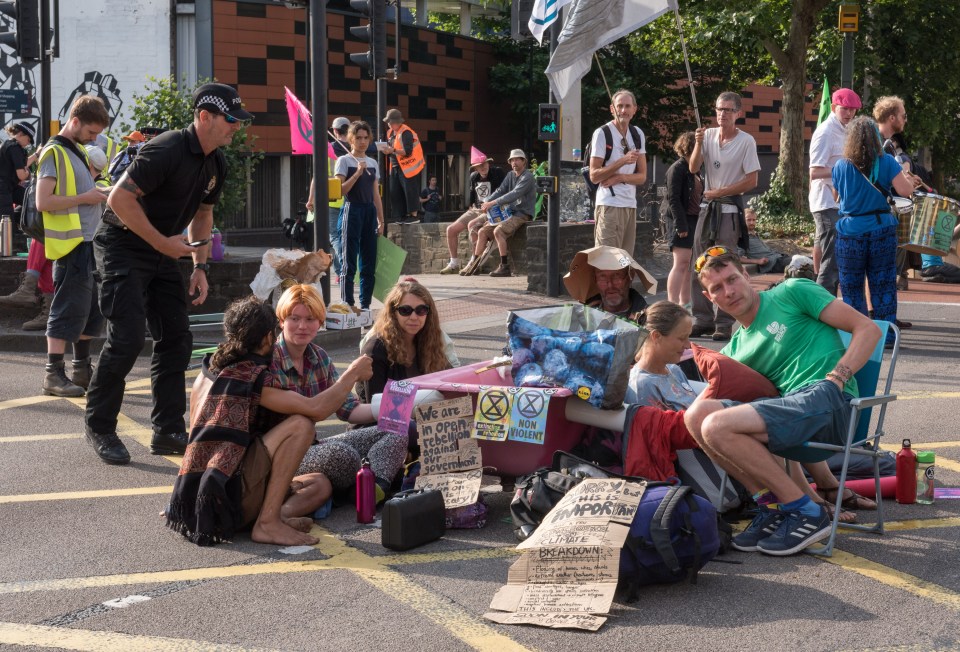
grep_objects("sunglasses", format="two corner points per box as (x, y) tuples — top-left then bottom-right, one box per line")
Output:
(396, 304), (430, 317)
(208, 110), (244, 125)
(694, 246), (732, 273)
(621, 137), (630, 153)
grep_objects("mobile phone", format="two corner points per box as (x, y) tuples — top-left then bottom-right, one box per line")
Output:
(188, 239), (210, 247)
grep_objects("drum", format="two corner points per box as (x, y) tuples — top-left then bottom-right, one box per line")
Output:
(905, 192), (960, 255)
(893, 196), (913, 245)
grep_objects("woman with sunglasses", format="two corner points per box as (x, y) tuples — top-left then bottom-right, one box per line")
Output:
(360, 277), (452, 400)
(832, 116), (915, 342)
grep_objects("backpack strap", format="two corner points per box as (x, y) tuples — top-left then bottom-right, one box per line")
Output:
(601, 124), (614, 166)
(629, 125), (643, 154)
(649, 485), (689, 575)
(681, 492), (702, 584)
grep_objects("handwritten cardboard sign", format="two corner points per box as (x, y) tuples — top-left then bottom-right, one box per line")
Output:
(415, 468), (483, 509)
(415, 396), (481, 475)
(485, 478), (647, 632)
(470, 387), (512, 441)
(507, 388), (549, 445)
(377, 380), (419, 435)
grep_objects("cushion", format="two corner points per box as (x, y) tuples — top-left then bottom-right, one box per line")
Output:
(691, 343), (779, 402)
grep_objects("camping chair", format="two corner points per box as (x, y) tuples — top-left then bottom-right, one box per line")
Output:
(188, 313), (224, 371)
(800, 320), (900, 556)
(715, 320), (900, 557)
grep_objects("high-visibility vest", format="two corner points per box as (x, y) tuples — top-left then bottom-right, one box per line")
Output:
(387, 123), (425, 179)
(102, 136), (121, 180)
(39, 144), (85, 260)
(327, 154), (344, 209)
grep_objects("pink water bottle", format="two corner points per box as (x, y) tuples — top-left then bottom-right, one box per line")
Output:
(210, 227), (224, 261)
(356, 458), (376, 523)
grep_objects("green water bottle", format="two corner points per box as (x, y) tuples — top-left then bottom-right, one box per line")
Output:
(916, 451), (935, 505)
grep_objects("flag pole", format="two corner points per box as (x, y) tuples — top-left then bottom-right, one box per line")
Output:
(593, 53), (612, 103)
(672, 1), (700, 129)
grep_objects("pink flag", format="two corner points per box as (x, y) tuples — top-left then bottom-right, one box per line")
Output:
(284, 86), (314, 155)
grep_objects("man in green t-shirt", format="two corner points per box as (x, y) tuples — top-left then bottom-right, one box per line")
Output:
(685, 248), (880, 556)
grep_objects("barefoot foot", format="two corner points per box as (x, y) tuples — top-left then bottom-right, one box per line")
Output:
(251, 519), (319, 546)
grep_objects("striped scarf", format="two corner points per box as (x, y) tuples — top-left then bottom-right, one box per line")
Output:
(166, 354), (269, 546)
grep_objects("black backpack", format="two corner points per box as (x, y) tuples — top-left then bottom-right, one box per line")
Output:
(580, 123), (644, 195)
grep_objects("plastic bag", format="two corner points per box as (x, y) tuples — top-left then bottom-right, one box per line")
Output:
(507, 304), (640, 409)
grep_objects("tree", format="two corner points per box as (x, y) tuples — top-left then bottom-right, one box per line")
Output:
(118, 76), (263, 227)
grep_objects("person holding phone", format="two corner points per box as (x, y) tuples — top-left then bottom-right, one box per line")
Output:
(334, 120), (384, 311)
(34, 96), (111, 399)
(84, 83), (250, 465)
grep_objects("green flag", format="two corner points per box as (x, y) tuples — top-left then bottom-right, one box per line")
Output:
(817, 76), (831, 126)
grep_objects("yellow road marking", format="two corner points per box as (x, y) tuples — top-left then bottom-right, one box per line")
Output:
(0, 433), (78, 443)
(0, 395), (60, 411)
(0, 486), (172, 504)
(825, 549), (960, 611)
(0, 621), (281, 652)
(897, 390), (960, 401)
(883, 517), (960, 531)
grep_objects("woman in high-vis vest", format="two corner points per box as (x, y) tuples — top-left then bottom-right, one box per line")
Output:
(382, 108), (424, 223)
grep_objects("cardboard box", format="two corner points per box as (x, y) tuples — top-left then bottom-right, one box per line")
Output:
(325, 309), (371, 330)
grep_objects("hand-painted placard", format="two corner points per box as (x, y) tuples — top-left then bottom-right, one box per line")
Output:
(507, 388), (549, 444)
(415, 396), (481, 475)
(415, 469), (483, 509)
(470, 387), (512, 441)
(377, 380), (419, 436)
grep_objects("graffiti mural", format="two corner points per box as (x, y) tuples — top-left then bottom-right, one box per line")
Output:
(57, 71), (123, 127)
(0, 13), (39, 135)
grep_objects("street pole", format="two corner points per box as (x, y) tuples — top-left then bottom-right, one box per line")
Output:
(840, 32), (854, 89)
(545, 15), (560, 297)
(40, 0), (51, 140)
(310, 0), (331, 303)
(378, 76), (389, 231)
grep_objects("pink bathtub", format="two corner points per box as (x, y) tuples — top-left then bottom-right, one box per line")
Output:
(412, 361), (588, 478)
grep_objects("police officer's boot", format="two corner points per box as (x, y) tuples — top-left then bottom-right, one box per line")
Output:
(42, 360), (86, 397)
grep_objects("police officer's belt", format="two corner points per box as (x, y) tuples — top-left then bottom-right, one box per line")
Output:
(101, 208), (128, 230)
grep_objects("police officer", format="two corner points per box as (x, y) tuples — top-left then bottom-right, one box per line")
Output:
(84, 83), (251, 465)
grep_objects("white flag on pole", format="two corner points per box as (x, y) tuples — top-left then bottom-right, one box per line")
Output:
(545, 0), (674, 101)
(528, 0), (575, 45)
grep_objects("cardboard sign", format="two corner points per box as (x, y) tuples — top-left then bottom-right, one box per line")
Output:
(482, 612), (606, 632)
(377, 380), (419, 436)
(485, 479), (647, 632)
(415, 396), (481, 475)
(415, 469), (483, 509)
(471, 387), (512, 441)
(507, 388), (549, 444)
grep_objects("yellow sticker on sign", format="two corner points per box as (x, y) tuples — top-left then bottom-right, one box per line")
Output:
(471, 387), (512, 441)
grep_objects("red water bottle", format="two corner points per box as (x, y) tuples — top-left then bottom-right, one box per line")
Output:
(356, 458), (376, 523)
(896, 438), (917, 504)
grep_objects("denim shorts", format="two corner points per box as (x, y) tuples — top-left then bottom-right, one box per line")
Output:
(48, 241), (104, 342)
(723, 380), (853, 463)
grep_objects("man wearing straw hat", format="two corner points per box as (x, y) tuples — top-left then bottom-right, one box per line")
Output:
(563, 245), (657, 325)
(588, 89), (647, 255)
(440, 146), (505, 274)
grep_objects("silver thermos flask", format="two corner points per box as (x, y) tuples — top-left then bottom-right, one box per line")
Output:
(0, 215), (12, 257)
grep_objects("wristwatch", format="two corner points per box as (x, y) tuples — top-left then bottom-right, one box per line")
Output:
(193, 263), (210, 273)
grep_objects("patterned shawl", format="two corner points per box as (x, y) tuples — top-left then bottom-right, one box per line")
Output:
(166, 353), (270, 546)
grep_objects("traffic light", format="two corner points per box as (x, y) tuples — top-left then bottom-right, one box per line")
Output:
(349, 0), (387, 79)
(0, 0), (41, 61)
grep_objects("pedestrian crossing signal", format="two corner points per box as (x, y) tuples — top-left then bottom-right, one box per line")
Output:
(538, 104), (560, 142)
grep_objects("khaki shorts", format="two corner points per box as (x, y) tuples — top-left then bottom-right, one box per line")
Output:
(477, 213), (529, 240)
(239, 436), (272, 530)
(594, 205), (637, 254)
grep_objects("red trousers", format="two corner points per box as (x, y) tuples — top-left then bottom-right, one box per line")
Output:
(26, 238), (54, 294)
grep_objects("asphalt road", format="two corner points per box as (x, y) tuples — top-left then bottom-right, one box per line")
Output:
(1, 297), (960, 651)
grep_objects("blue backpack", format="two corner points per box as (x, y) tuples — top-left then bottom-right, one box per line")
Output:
(619, 484), (726, 601)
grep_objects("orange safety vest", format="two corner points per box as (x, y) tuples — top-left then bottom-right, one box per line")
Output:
(387, 123), (425, 179)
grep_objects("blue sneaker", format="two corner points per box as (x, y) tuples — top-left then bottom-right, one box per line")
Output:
(757, 506), (831, 556)
(732, 507), (785, 552)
